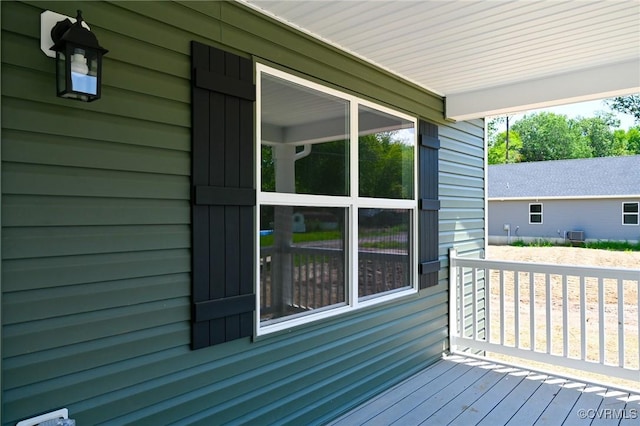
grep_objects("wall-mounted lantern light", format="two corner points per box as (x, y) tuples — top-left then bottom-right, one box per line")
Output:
(41, 10), (108, 102)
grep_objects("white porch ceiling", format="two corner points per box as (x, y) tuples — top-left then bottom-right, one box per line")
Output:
(242, 0), (640, 121)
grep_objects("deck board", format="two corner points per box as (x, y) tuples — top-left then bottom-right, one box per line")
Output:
(509, 377), (572, 425)
(328, 355), (640, 426)
(448, 367), (529, 425)
(535, 382), (586, 425)
(336, 360), (459, 425)
(592, 389), (632, 425)
(424, 365), (507, 425)
(390, 363), (493, 425)
(619, 395), (640, 425)
(366, 362), (474, 425)
(476, 371), (548, 425)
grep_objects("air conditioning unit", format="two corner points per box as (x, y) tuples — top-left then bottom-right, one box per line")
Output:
(566, 230), (585, 245)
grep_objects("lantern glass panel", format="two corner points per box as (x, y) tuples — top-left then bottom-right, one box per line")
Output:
(70, 48), (97, 95)
(56, 51), (67, 96)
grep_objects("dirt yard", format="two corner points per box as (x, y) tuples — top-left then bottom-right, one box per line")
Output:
(482, 245), (640, 390)
(488, 245), (640, 269)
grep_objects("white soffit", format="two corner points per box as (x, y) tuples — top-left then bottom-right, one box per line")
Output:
(242, 0), (640, 121)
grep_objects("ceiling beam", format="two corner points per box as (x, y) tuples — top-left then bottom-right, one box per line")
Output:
(445, 59), (640, 121)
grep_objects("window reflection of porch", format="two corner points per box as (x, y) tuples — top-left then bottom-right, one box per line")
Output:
(259, 247), (410, 322)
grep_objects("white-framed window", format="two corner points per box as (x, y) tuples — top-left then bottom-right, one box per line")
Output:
(622, 202), (639, 225)
(529, 203), (543, 224)
(256, 64), (418, 334)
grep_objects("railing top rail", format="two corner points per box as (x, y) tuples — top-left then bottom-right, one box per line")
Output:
(451, 252), (640, 280)
(261, 246), (407, 258)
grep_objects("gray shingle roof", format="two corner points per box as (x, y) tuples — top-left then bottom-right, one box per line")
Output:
(488, 155), (640, 199)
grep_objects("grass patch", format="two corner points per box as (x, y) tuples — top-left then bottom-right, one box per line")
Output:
(584, 240), (640, 252)
(510, 239), (640, 252)
(511, 239), (556, 248)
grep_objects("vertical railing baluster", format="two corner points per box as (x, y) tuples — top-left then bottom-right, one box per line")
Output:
(299, 254), (312, 309)
(310, 254), (314, 307)
(486, 266), (491, 343)
(362, 258), (367, 297)
(314, 255), (319, 308)
(546, 274), (551, 355)
(530, 272), (535, 351)
(294, 254), (301, 305)
(500, 269), (505, 345)
(331, 254), (335, 305)
(580, 276), (586, 361)
(618, 278), (624, 367)
(448, 248), (458, 351)
(563, 275), (568, 358)
(637, 273), (640, 376)
(599, 277), (605, 364)
(320, 254), (324, 305)
(294, 254), (299, 308)
(458, 264), (464, 340)
(472, 267), (478, 339)
(515, 271), (520, 348)
(382, 259), (388, 293)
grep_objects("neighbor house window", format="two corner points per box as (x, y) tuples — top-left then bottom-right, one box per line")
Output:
(623, 202), (639, 225)
(529, 203), (543, 224)
(256, 64), (417, 334)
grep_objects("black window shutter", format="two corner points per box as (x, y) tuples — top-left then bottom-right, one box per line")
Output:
(191, 41), (256, 349)
(418, 120), (441, 289)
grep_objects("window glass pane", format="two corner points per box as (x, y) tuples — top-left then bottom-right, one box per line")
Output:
(260, 205), (347, 323)
(623, 214), (638, 225)
(261, 73), (349, 195)
(358, 105), (415, 199)
(530, 204), (542, 213)
(358, 209), (411, 299)
(623, 203), (639, 213)
(530, 214), (542, 223)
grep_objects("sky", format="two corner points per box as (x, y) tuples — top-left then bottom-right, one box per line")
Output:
(494, 98), (637, 132)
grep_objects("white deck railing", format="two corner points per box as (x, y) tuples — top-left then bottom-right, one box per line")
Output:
(449, 248), (640, 382)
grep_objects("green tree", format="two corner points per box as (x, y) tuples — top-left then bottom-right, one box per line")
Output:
(486, 117), (505, 147)
(626, 127), (640, 154)
(607, 95), (640, 123)
(575, 112), (619, 157)
(488, 131), (522, 164)
(611, 129), (630, 157)
(512, 112), (590, 162)
(359, 132), (413, 198)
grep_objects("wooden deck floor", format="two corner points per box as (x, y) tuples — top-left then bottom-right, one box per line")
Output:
(328, 355), (640, 425)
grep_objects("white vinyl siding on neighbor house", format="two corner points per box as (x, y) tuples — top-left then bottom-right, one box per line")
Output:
(623, 202), (639, 225)
(488, 157), (640, 243)
(256, 64), (418, 335)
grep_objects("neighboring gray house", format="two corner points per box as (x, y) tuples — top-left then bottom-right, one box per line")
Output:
(488, 156), (640, 244)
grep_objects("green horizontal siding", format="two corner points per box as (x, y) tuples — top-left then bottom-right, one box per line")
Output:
(1, 1), (485, 425)
(438, 120), (486, 258)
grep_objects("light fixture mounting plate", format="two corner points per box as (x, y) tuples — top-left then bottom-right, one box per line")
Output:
(40, 10), (91, 58)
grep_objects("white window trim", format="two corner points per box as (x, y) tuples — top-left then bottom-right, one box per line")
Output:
(622, 201), (639, 226)
(529, 203), (543, 225)
(255, 63), (418, 336)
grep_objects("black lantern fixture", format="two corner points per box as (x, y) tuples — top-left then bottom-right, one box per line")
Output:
(49, 10), (108, 102)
